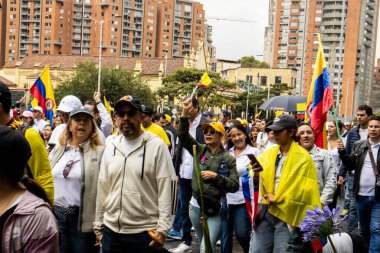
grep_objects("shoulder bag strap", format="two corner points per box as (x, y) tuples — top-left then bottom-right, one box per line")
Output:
(367, 140), (379, 177)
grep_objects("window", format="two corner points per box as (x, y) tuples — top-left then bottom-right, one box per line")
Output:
(148, 12), (154, 17)
(147, 18), (153, 23)
(147, 32), (153, 37)
(9, 35), (16, 40)
(10, 14), (16, 19)
(10, 7), (17, 11)
(45, 7), (53, 12)
(246, 75), (253, 84)
(147, 25), (153, 30)
(275, 76), (282, 84)
(260, 76), (267, 86)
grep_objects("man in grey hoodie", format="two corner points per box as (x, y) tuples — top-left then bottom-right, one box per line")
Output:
(94, 95), (177, 253)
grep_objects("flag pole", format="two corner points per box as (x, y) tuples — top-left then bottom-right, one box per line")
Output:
(332, 106), (342, 140)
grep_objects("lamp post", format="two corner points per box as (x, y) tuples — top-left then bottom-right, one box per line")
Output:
(246, 79), (250, 120)
(85, 14), (119, 93)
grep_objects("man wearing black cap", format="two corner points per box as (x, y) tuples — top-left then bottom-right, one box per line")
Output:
(141, 105), (171, 146)
(94, 95), (177, 252)
(0, 81), (54, 204)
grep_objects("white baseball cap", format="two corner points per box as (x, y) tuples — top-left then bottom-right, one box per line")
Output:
(57, 95), (82, 113)
(32, 106), (43, 113)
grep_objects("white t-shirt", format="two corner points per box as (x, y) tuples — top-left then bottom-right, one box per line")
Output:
(179, 115), (201, 179)
(358, 142), (379, 196)
(227, 145), (261, 205)
(123, 132), (147, 156)
(53, 145), (82, 207)
(359, 128), (368, 140)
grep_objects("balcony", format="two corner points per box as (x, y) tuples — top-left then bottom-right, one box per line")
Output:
(52, 40), (64, 46)
(99, 0), (110, 6)
(124, 2), (143, 10)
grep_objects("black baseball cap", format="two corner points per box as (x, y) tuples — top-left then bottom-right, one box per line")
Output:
(0, 81), (11, 102)
(141, 105), (154, 116)
(0, 126), (31, 174)
(266, 114), (297, 132)
(114, 95), (142, 112)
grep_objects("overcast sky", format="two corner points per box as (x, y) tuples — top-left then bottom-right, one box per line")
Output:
(198, 0), (380, 63)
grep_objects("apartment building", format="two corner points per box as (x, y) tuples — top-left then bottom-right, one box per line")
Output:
(370, 58), (380, 112)
(0, 0), (208, 65)
(266, 0), (379, 117)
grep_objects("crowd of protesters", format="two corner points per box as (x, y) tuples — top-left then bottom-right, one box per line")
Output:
(0, 80), (379, 253)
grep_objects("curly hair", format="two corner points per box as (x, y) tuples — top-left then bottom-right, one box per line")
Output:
(59, 117), (102, 149)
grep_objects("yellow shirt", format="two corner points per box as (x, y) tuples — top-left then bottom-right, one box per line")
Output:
(142, 123), (171, 146)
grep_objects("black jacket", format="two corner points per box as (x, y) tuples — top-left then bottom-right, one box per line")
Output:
(339, 139), (380, 202)
(174, 114), (211, 175)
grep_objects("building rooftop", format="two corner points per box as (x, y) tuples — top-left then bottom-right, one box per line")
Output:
(0, 76), (16, 87)
(4, 55), (184, 76)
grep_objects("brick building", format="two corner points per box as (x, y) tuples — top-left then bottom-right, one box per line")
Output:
(371, 58), (380, 112)
(0, 0), (210, 66)
(265, 0), (379, 117)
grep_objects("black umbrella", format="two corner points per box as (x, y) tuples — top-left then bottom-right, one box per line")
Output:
(259, 95), (307, 112)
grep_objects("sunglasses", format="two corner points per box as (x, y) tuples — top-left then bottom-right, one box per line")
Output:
(116, 110), (138, 118)
(63, 160), (74, 179)
(203, 129), (217, 135)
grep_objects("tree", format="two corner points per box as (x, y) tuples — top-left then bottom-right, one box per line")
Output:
(155, 68), (237, 110)
(237, 56), (270, 68)
(235, 83), (291, 118)
(55, 62), (156, 106)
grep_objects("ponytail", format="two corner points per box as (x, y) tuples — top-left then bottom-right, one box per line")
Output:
(21, 176), (53, 209)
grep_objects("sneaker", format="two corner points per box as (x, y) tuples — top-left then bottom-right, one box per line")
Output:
(167, 229), (181, 240)
(169, 242), (192, 253)
(216, 240), (221, 246)
(340, 209), (348, 217)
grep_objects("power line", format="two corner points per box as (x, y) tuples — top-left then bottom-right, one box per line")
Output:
(206, 16), (256, 23)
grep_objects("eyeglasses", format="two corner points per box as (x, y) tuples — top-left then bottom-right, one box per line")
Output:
(203, 129), (217, 135)
(63, 160), (74, 179)
(116, 110), (138, 118)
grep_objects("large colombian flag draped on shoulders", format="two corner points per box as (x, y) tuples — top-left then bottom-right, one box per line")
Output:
(30, 65), (56, 124)
(305, 34), (334, 148)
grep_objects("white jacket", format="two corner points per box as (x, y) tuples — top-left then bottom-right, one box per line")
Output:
(94, 132), (177, 235)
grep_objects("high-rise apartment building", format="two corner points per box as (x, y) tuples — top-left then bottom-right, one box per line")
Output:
(267, 0), (379, 117)
(370, 58), (380, 111)
(0, 0), (208, 65)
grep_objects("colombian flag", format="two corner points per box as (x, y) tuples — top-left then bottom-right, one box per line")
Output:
(242, 165), (259, 224)
(305, 34), (334, 148)
(30, 65), (56, 124)
(196, 72), (212, 88)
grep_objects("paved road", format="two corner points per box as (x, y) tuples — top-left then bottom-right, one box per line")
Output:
(165, 232), (245, 253)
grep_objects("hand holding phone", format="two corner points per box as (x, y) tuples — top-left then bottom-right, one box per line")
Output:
(247, 154), (263, 172)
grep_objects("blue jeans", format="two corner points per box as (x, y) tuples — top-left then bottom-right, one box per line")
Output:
(221, 202), (251, 253)
(347, 175), (359, 234)
(54, 209), (98, 253)
(189, 204), (221, 253)
(356, 195), (380, 253)
(178, 178), (193, 245)
(249, 211), (294, 253)
(102, 226), (167, 253)
(172, 197), (182, 232)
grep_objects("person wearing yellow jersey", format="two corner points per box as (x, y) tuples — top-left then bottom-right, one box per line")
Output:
(0, 82), (54, 205)
(141, 105), (171, 146)
(249, 114), (321, 253)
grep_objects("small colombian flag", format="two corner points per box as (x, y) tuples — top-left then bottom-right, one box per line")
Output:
(196, 72), (212, 88)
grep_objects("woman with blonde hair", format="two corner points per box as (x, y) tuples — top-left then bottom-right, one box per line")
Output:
(50, 106), (104, 253)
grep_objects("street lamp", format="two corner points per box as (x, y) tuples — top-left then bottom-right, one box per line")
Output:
(85, 14), (119, 92)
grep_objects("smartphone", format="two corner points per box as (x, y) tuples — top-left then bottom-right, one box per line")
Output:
(247, 154), (263, 172)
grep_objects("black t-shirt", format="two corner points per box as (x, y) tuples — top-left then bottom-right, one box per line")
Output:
(0, 205), (18, 253)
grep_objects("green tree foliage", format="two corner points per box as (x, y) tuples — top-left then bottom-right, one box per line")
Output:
(238, 56), (270, 68)
(55, 62), (156, 106)
(235, 83), (291, 118)
(155, 68), (236, 110)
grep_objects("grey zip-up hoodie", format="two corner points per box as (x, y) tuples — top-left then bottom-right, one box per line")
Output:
(94, 132), (177, 235)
